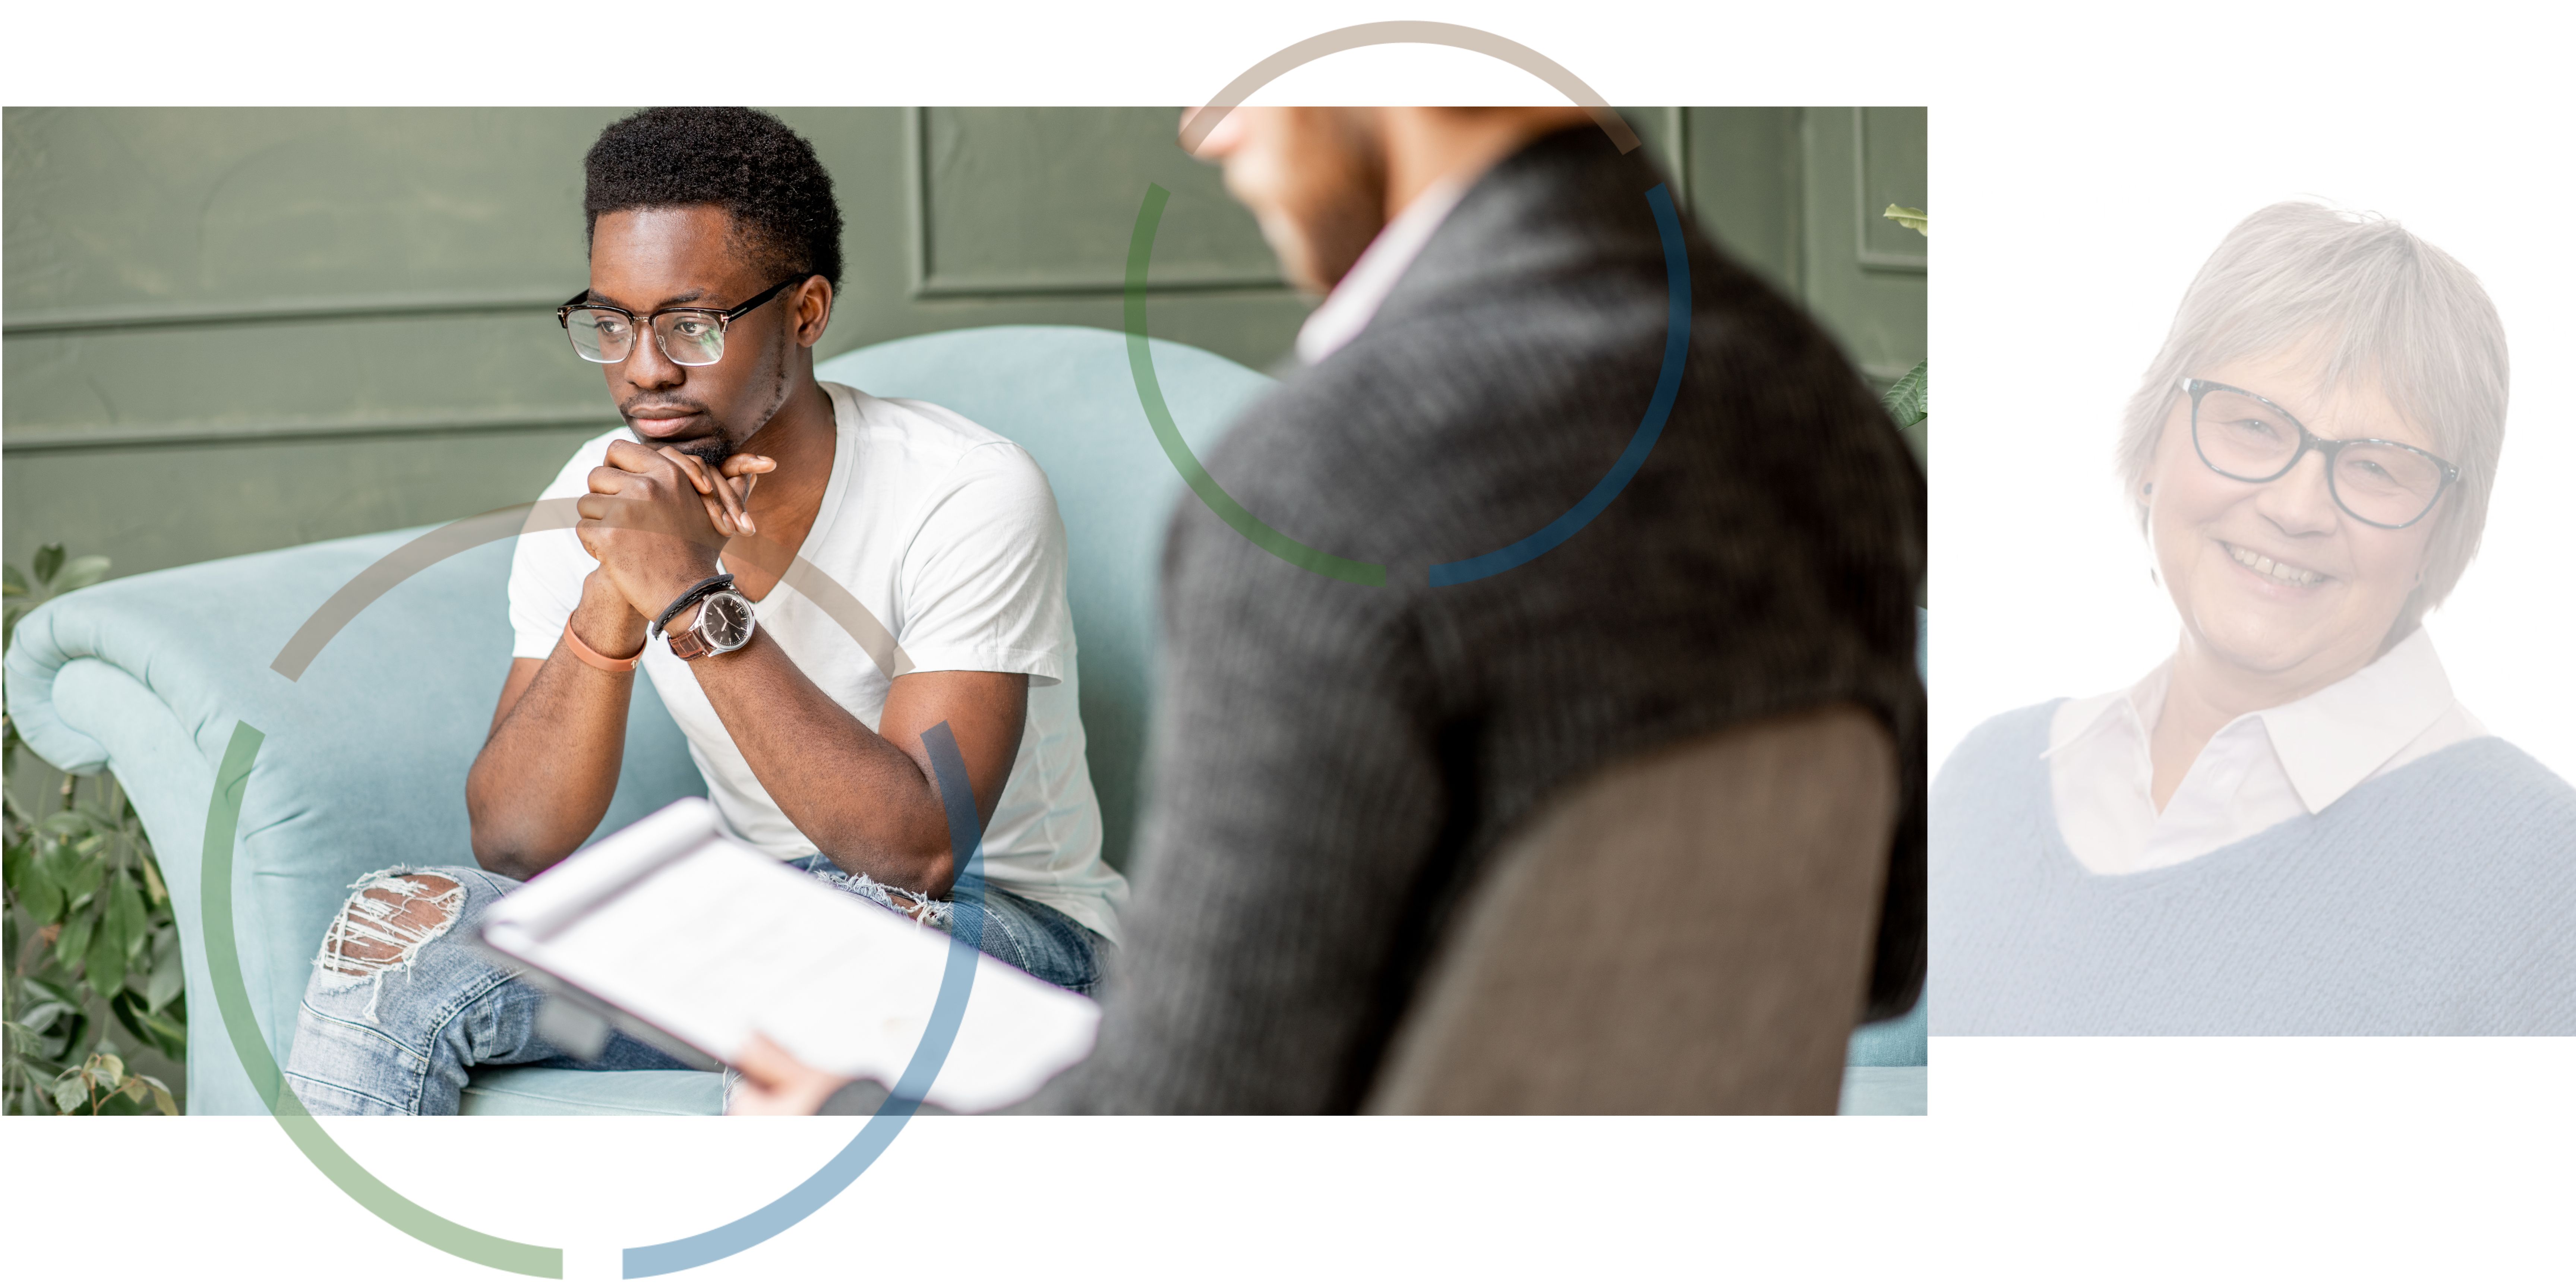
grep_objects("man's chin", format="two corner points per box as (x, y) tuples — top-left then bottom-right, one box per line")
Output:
(629, 424), (730, 462)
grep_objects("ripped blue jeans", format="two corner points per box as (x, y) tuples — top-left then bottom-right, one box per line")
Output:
(283, 856), (1105, 1116)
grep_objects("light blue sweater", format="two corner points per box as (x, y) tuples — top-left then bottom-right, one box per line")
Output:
(1930, 702), (2576, 1035)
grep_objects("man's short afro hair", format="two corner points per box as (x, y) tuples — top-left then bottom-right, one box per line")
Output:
(584, 107), (843, 290)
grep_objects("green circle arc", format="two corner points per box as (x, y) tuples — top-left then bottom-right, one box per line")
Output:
(199, 721), (562, 1278)
(1120, 183), (1388, 587)
(1121, 179), (1692, 588)
(201, 509), (994, 1280)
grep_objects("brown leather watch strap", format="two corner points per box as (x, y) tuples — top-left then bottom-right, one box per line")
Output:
(561, 622), (643, 673)
(666, 594), (751, 662)
(666, 622), (714, 662)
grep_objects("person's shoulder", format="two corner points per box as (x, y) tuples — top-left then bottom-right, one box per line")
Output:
(1934, 701), (2065, 792)
(832, 383), (1046, 489)
(834, 382), (1010, 456)
(2394, 737), (2576, 837)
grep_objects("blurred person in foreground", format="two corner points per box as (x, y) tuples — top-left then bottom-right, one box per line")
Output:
(1931, 203), (2576, 1035)
(736, 106), (1926, 1114)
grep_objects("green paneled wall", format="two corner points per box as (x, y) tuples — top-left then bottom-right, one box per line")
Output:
(4, 107), (1923, 580)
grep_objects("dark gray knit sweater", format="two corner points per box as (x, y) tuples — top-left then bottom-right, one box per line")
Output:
(1038, 126), (1926, 1112)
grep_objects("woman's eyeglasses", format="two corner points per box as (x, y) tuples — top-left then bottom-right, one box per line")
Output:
(555, 277), (804, 367)
(2181, 377), (2459, 529)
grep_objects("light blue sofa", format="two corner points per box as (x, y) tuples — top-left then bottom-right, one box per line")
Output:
(6, 323), (1923, 1115)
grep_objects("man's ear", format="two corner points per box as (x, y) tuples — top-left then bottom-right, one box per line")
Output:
(792, 276), (834, 348)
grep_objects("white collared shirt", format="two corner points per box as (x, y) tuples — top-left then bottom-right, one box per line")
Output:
(2045, 628), (2488, 875)
(1293, 175), (1470, 366)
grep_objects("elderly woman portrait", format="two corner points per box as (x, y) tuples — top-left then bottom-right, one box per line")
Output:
(1932, 202), (2576, 1035)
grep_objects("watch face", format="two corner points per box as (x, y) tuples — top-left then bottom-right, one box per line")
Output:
(700, 592), (756, 650)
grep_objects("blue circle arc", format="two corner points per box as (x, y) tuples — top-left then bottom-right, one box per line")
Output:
(238, 503), (991, 1280)
(621, 722), (991, 1278)
(1426, 184), (1692, 586)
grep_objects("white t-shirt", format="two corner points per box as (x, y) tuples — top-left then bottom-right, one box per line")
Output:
(507, 381), (1126, 940)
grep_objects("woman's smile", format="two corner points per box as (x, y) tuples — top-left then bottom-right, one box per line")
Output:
(2217, 538), (2329, 590)
(2146, 347), (2440, 689)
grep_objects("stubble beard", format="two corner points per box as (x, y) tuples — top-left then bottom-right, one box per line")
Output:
(687, 338), (798, 470)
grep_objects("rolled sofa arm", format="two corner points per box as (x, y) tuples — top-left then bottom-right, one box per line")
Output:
(3, 524), (703, 1112)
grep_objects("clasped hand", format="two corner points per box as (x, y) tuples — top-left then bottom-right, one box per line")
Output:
(574, 438), (777, 622)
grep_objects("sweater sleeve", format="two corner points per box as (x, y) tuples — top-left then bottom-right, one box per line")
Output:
(1032, 497), (1450, 1112)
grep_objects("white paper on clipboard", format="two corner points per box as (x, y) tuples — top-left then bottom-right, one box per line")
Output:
(477, 798), (1097, 1113)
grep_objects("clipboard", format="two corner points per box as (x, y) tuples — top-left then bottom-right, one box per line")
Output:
(476, 797), (1099, 1113)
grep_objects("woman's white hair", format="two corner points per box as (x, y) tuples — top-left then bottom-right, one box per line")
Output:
(2116, 201), (2509, 649)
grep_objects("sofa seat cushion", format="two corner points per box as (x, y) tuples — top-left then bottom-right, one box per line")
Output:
(458, 1068), (726, 1116)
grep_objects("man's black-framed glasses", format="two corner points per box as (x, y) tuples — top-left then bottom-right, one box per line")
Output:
(555, 277), (804, 367)
(2181, 377), (2459, 529)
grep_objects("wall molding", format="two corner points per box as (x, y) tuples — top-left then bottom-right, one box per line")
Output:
(1852, 109), (1928, 275)
(3, 405), (613, 455)
(903, 106), (1289, 300)
(1661, 106), (1690, 215)
(2, 290), (575, 338)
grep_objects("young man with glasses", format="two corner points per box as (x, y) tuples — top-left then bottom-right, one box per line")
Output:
(281, 107), (1125, 1115)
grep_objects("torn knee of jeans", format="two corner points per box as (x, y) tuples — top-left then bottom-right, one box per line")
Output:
(806, 865), (952, 929)
(315, 870), (465, 983)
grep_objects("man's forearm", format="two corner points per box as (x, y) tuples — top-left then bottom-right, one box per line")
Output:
(686, 637), (962, 894)
(554, 443), (1015, 898)
(466, 578), (643, 877)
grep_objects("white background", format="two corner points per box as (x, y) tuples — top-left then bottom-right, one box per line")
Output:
(5, 1), (2572, 1284)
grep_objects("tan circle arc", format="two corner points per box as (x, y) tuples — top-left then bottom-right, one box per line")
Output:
(1177, 20), (1642, 156)
(268, 498), (912, 683)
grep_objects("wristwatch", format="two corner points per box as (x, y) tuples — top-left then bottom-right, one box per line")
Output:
(654, 574), (758, 661)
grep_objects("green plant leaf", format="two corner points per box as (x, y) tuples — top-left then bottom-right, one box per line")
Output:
(1882, 204), (1929, 236)
(114, 992), (189, 1062)
(138, 852), (169, 906)
(52, 555), (111, 593)
(1, 563), (28, 598)
(55, 903), (97, 969)
(1882, 360), (1928, 429)
(20, 853), (65, 924)
(51, 1069), (87, 1114)
(111, 873), (149, 960)
(87, 1051), (125, 1085)
(61, 849), (105, 907)
(4, 834), (33, 896)
(98, 868), (132, 934)
(16, 1001), (73, 1034)
(31, 544), (64, 587)
(25, 974), (83, 1010)
(140, 1073), (179, 1116)
(144, 928), (185, 1011)
(39, 1009), (85, 1065)
(34, 832), (75, 877)
(86, 909), (127, 994)
(22, 977), (93, 1067)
